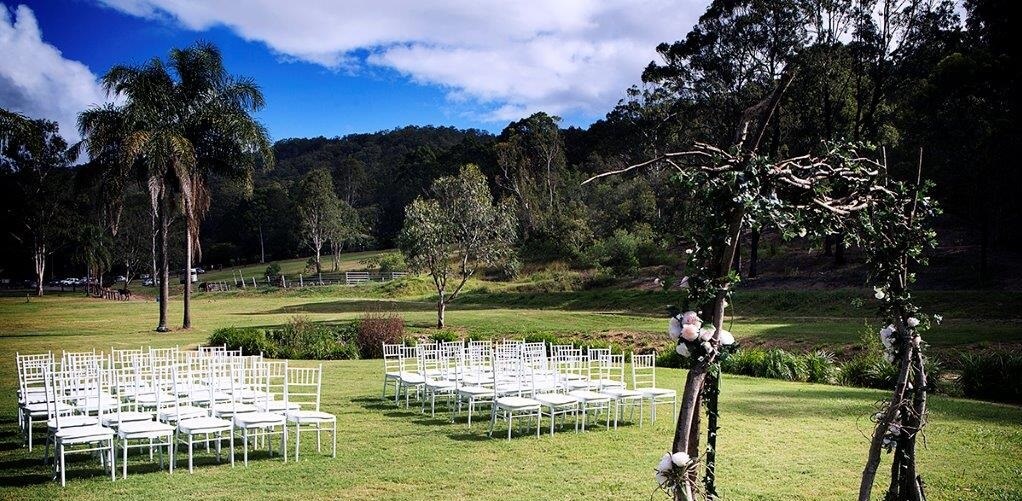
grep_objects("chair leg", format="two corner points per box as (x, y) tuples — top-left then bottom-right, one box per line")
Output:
(122, 440), (128, 479)
(282, 425), (288, 463)
(507, 412), (512, 441)
(243, 429), (248, 466)
(228, 431), (235, 466)
(317, 427), (322, 453)
(294, 423), (301, 461)
(331, 421), (337, 458)
(59, 443), (65, 487)
(168, 439), (174, 474)
(110, 438), (116, 481)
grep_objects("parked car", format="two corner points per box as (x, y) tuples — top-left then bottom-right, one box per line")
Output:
(142, 277), (156, 287)
(179, 269), (198, 284)
(194, 267), (206, 274)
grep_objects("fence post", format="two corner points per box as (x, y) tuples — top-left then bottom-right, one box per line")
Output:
(252, 276), (257, 288)
(299, 274), (304, 287)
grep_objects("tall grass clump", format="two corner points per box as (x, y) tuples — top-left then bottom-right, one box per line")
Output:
(958, 352), (1022, 403)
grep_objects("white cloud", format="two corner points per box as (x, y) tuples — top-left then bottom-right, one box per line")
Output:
(97, 0), (706, 123)
(0, 4), (109, 142)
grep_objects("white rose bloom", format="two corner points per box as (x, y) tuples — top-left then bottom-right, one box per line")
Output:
(658, 453), (673, 472)
(685, 248), (694, 255)
(668, 317), (682, 340)
(676, 343), (690, 357)
(655, 472), (669, 486)
(699, 328), (715, 341)
(682, 311), (701, 326)
(701, 341), (713, 353)
(907, 317), (920, 327)
(874, 288), (886, 300)
(671, 451), (691, 466)
(719, 330), (735, 346)
(681, 324), (700, 342)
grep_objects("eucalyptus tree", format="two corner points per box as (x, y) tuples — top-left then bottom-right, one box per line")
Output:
(398, 164), (517, 329)
(0, 110), (74, 296)
(297, 168), (342, 274)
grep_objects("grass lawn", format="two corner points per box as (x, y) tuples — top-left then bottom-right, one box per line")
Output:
(1, 292), (1021, 500)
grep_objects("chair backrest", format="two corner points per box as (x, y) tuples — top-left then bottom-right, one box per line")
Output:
(259, 360), (287, 403)
(286, 365), (323, 412)
(599, 354), (626, 387)
(110, 347), (145, 370)
(382, 343), (402, 374)
(397, 345), (419, 375)
(17, 352), (52, 402)
(632, 353), (657, 390)
(149, 346), (180, 366)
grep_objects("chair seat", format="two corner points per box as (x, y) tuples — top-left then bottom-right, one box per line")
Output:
(566, 380), (598, 390)
(230, 389), (270, 402)
(286, 410), (336, 424)
(495, 396), (541, 409)
(637, 387), (677, 397)
(234, 412), (286, 428)
(48, 415), (98, 430)
(24, 401), (71, 417)
(590, 379), (625, 388)
(101, 412), (154, 427)
(55, 424), (114, 444)
(189, 391), (232, 404)
(261, 400), (301, 412)
(178, 416), (232, 434)
(76, 395), (120, 413)
(117, 420), (174, 439)
(211, 402), (258, 416)
(399, 373), (424, 384)
(602, 388), (643, 399)
(533, 393), (579, 407)
(385, 371), (401, 378)
(457, 385), (492, 396)
(158, 405), (208, 422)
(134, 392), (176, 406)
(568, 390), (612, 403)
(425, 379), (455, 390)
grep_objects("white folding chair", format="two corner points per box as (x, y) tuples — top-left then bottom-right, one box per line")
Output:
(632, 353), (677, 424)
(488, 345), (542, 440)
(115, 363), (174, 478)
(169, 363), (234, 473)
(232, 362), (287, 465)
(46, 365), (116, 486)
(285, 365), (336, 459)
(381, 342), (403, 400)
(596, 354), (644, 429)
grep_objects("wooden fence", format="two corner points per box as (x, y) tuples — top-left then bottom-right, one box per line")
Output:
(207, 270), (409, 292)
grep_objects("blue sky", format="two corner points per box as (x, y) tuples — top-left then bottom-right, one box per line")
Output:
(1, 0), (705, 142)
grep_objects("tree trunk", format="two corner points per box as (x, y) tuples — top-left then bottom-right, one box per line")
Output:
(314, 243), (322, 274)
(156, 195), (170, 333)
(749, 229), (760, 278)
(858, 320), (915, 501)
(258, 223), (265, 264)
(673, 207), (744, 501)
(824, 234), (833, 256)
(183, 227), (192, 329)
(834, 232), (846, 266)
(437, 294), (446, 329)
(33, 240), (45, 297)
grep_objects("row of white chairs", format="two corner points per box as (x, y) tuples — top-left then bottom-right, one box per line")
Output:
(381, 340), (677, 439)
(15, 346), (336, 486)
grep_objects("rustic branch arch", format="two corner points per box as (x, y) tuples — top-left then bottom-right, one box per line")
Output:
(583, 73), (937, 501)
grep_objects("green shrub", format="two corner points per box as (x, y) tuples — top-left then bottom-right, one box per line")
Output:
(720, 348), (837, 384)
(208, 326), (271, 356)
(264, 262), (281, 278)
(429, 329), (460, 342)
(838, 353), (897, 389)
(209, 318), (360, 360)
(804, 350), (838, 384)
(958, 352), (1022, 403)
(721, 348), (767, 377)
(377, 253), (406, 274)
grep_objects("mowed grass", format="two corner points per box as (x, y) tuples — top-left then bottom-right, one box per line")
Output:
(1, 294), (1021, 500)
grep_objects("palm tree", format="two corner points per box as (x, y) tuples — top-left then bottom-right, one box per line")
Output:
(169, 43), (273, 329)
(79, 42), (272, 331)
